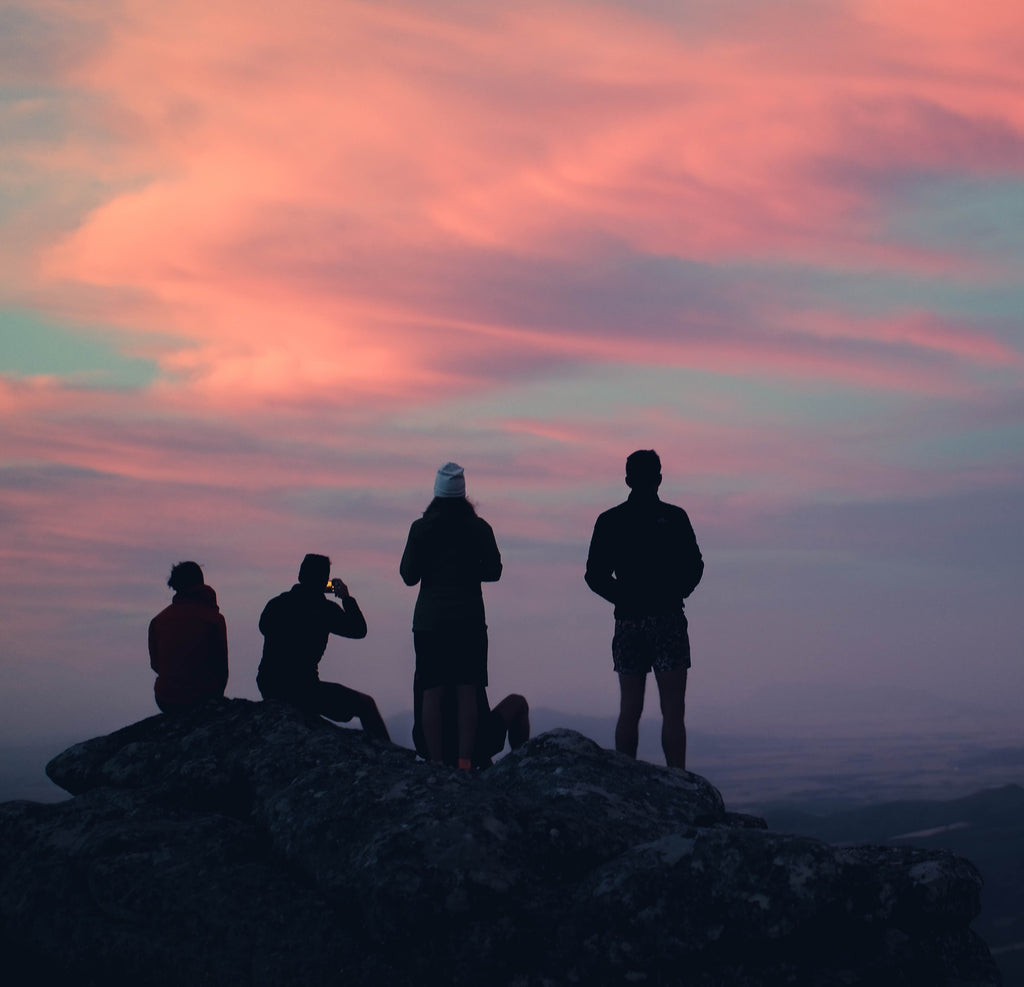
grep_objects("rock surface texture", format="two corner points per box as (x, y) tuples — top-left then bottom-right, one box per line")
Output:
(0, 700), (1000, 985)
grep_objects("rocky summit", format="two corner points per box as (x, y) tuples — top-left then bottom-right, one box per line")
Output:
(0, 699), (1000, 985)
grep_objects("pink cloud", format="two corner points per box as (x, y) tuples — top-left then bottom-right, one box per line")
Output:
(2, 366), (994, 547)
(781, 310), (1022, 367)
(0, 0), (1015, 413)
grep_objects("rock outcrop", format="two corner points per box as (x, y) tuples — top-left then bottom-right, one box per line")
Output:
(0, 700), (1000, 985)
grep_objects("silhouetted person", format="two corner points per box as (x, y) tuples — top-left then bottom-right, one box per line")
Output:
(411, 676), (530, 769)
(257, 553), (389, 741)
(585, 450), (703, 769)
(401, 462), (502, 769)
(149, 561), (229, 713)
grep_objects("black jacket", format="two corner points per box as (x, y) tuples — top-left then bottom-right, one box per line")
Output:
(400, 510), (502, 632)
(257, 584), (367, 697)
(585, 491), (703, 619)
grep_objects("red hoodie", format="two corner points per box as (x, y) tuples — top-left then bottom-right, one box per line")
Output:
(148, 584), (229, 709)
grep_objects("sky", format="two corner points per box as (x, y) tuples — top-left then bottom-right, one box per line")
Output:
(2, 0), (1022, 757)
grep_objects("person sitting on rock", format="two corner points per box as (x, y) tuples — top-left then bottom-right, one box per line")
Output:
(149, 561), (229, 713)
(411, 675), (529, 769)
(257, 553), (390, 741)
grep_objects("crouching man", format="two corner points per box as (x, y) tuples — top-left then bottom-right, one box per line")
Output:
(257, 553), (389, 741)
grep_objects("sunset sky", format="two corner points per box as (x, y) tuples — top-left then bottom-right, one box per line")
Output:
(2, 0), (1022, 758)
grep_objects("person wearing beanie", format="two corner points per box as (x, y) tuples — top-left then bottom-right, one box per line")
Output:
(256, 553), (390, 741)
(148, 561), (229, 713)
(400, 463), (503, 769)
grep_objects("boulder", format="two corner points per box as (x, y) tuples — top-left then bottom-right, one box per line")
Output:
(0, 699), (1000, 985)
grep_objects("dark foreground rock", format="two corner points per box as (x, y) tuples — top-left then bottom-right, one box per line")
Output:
(0, 699), (1000, 986)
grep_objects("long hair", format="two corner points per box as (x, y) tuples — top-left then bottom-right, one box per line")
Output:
(423, 496), (478, 519)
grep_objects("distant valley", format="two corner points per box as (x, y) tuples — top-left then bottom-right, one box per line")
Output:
(751, 784), (1024, 987)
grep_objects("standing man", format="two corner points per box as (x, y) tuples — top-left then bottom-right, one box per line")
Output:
(257, 553), (390, 741)
(585, 450), (703, 769)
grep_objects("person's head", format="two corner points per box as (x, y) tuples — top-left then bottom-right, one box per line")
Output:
(167, 561), (204, 593)
(625, 449), (662, 493)
(298, 553), (331, 588)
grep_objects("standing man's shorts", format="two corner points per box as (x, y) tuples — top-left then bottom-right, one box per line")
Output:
(612, 612), (690, 675)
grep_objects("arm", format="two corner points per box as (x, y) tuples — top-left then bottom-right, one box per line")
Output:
(328, 595), (368, 640)
(214, 614), (229, 691)
(678, 513), (704, 599)
(148, 618), (159, 672)
(399, 524), (421, 586)
(477, 520), (502, 582)
(258, 600), (273, 637)
(584, 514), (618, 605)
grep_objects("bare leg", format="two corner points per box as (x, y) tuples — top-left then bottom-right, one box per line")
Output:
(492, 694), (530, 749)
(654, 667), (687, 769)
(357, 693), (391, 742)
(422, 687), (444, 762)
(456, 684), (478, 764)
(615, 673), (647, 759)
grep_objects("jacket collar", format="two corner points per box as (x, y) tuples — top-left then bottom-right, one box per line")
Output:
(626, 489), (661, 506)
(173, 584), (219, 608)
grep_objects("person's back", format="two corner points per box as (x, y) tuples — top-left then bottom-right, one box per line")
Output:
(401, 503), (501, 632)
(257, 583), (364, 698)
(256, 553), (387, 741)
(586, 495), (702, 618)
(149, 561), (228, 713)
(585, 450), (703, 769)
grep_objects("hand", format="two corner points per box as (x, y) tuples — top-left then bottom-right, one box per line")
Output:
(329, 577), (350, 599)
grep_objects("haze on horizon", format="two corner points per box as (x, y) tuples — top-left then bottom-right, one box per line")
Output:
(1, 1), (1022, 755)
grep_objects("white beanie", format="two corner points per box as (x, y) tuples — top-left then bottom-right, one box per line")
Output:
(434, 462), (466, 498)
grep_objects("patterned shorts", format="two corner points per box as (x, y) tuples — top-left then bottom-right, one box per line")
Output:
(612, 612), (690, 675)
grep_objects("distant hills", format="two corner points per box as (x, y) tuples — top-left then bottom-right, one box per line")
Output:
(755, 784), (1024, 987)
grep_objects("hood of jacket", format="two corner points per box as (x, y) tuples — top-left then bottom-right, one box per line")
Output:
(172, 584), (219, 609)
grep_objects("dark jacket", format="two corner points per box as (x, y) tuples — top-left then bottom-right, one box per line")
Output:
(400, 509), (502, 632)
(585, 491), (703, 619)
(148, 584), (229, 708)
(257, 584), (367, 698)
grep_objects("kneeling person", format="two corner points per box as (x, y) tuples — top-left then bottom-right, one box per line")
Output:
(257, 553), (389, 741)
(412, 676), (529, 769)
